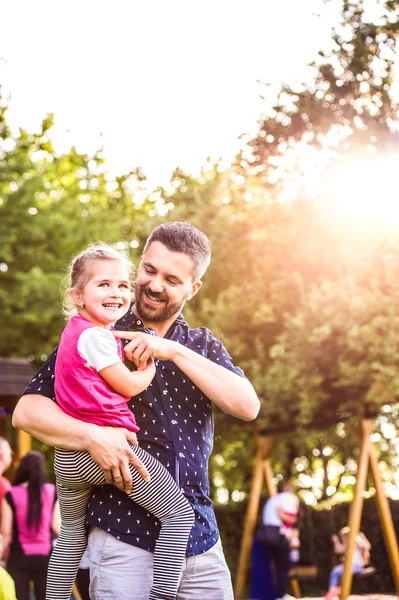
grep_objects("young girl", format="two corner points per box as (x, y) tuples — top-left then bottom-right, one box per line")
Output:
(46, 244), (194, 600)
(324, 526), (371, 600)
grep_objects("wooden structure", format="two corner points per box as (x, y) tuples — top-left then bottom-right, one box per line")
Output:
(234, 418), (399, 600)
(0, 357), (35, 465)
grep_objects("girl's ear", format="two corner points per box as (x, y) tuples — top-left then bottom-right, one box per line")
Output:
(69, 288), (83, 308)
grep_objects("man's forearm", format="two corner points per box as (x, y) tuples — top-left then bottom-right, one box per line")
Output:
(13, 394), (150, 491)
(117, 330), (260, 420)
(13, 394), (93, 450)
(171, 345), (260, 421)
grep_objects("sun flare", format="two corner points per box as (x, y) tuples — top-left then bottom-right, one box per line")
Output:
(321, 155), (399, 225)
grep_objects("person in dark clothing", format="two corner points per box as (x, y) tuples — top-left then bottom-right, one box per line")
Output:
(1, 452), (60, 600)
(262, 481), (299, 600)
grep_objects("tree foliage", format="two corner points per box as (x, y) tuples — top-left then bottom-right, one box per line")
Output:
(0, 94), (156, 359)
(244, 0), (399, 182)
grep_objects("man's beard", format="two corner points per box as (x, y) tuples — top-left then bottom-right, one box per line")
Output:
(134, 284), (188, 323)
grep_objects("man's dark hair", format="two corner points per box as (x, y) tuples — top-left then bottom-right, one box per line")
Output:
(144, 221), (211, 281)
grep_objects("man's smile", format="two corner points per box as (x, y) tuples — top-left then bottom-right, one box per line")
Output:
(143, 290), (167, 305)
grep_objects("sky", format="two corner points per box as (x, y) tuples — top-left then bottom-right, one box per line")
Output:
(1, 0), (338, 187)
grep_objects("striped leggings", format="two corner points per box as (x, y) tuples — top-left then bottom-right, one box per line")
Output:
(46, 445), (195, 600)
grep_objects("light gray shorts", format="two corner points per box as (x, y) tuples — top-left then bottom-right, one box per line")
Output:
(88, 526), (234, 600)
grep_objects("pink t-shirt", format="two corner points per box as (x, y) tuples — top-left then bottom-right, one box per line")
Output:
(7, 483), (56, 555)
(55, 315), (139, 432)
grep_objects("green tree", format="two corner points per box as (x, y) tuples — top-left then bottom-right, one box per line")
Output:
(244, 0), (399, 183)
(0, 92), (156, 360)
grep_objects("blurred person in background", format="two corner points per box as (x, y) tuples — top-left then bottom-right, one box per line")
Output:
(0, 439), (12, 500)
(0, 440), (12, 517)
(1, 451), (60, 600)
(262, 480), (299, 600)
(0, 534), (16, 600)
(0, 439), (12, 567)
(324, 527), (371, 600)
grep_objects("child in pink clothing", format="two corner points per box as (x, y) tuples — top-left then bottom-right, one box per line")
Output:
(1, 452), (59, 600)
(46, 244), (194, 600)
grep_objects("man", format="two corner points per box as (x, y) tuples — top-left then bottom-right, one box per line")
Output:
(262, 480), (299, 600)
(13, 221), (260, 600)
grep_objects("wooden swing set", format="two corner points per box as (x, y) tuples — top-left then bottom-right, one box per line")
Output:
(234, 417), (399, 600)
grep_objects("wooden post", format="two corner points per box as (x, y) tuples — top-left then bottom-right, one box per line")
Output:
(263, 458), (277, 497)
(368, 439), (399, 593)
(17, 430), (32, 459)
(340, 419), (372, 600)
(234, 434), (278, 600)
(290, 577), (301, 598)
(234, 451), (265, 600)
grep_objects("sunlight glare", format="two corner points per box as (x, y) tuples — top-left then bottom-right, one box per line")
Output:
(323, 155), (399, 225)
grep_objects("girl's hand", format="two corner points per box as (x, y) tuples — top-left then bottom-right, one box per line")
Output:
(128, 357), (156, 393)
(140, 357), (156, 383)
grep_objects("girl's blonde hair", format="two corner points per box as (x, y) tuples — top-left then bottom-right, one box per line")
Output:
(62, 243), (135, 319)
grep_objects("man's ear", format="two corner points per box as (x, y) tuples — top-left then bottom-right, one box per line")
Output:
(187, 281), (202, 301)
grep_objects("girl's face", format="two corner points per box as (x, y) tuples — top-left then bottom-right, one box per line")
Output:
(72, 259), (131, 328)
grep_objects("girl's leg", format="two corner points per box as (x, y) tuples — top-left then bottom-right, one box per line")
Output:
(126, 445), (195, 600)
(329, 564), (344, 588)
(46, 449), (95, 600)
(50, 446), (194, 600)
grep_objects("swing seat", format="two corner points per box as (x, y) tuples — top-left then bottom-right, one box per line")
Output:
(289, 564), (318, 580)
(288, 565), (318, 599)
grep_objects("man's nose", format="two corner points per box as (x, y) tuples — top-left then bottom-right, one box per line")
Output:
(149, 277), (164, 293)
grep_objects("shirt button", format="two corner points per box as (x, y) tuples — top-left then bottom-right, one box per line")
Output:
(137, 320), (142, 326)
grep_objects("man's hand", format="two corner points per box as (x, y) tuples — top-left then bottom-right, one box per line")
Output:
(114, 331), (177, 370)
(86, 424), (150, 494)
